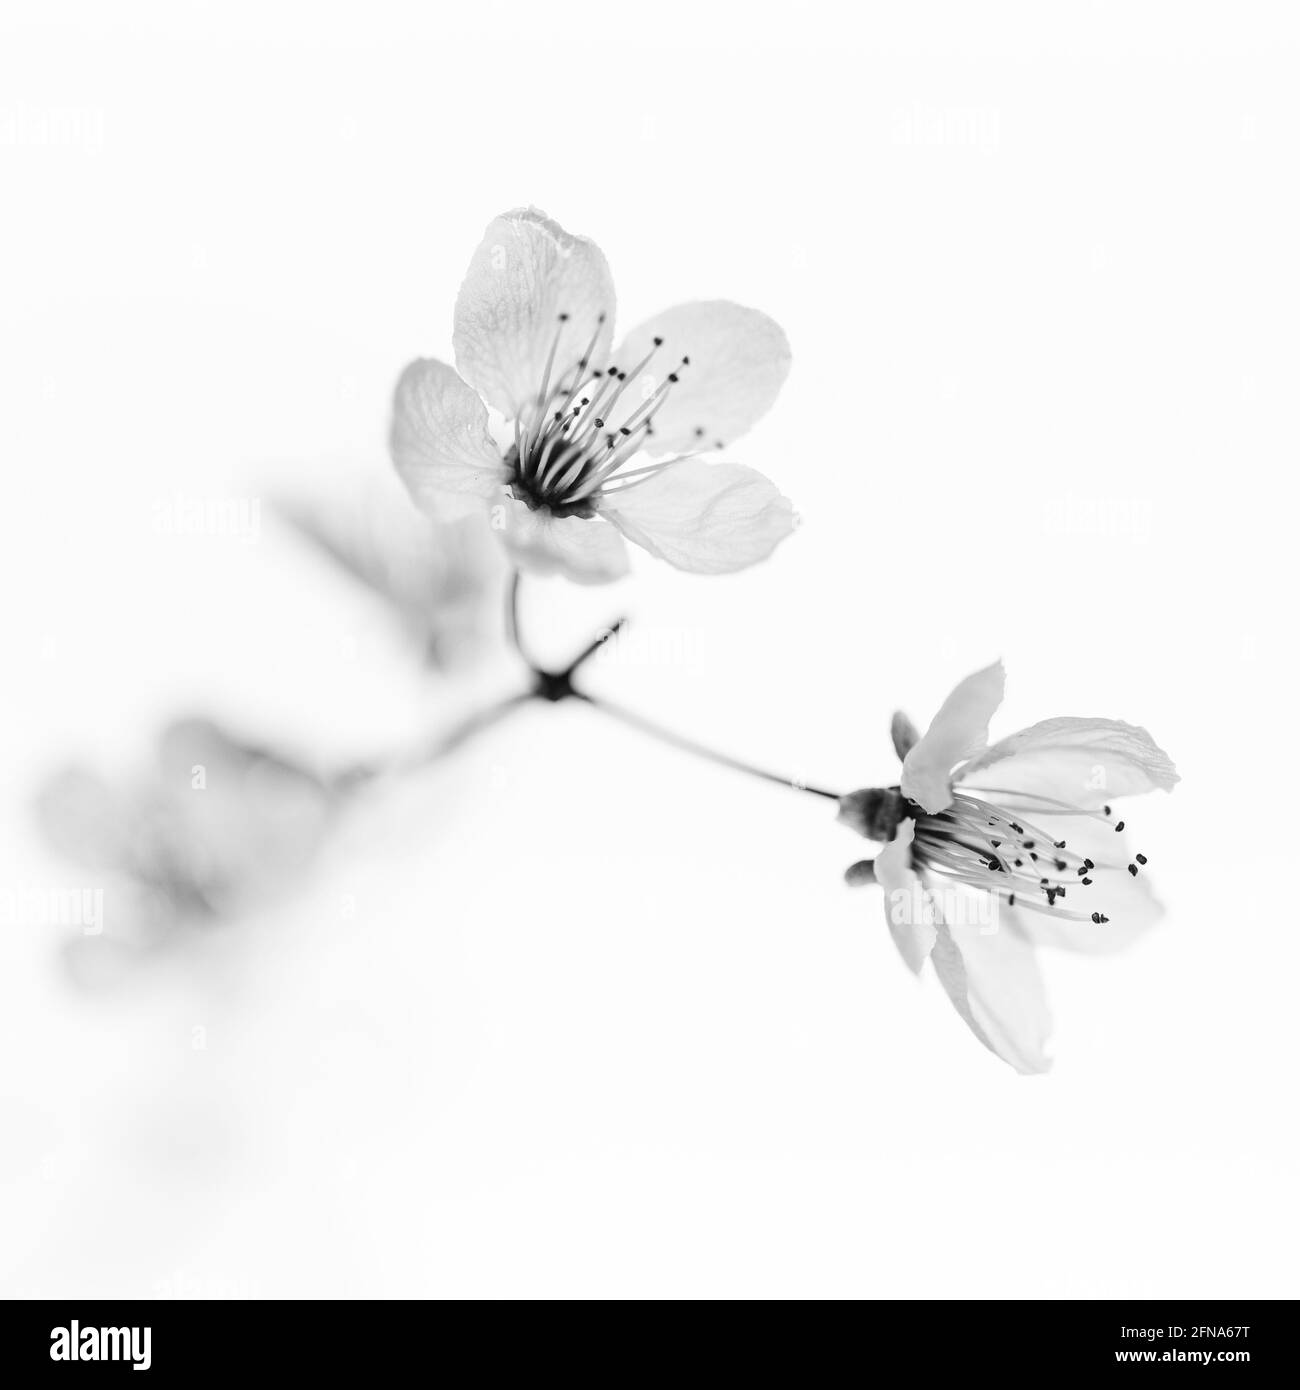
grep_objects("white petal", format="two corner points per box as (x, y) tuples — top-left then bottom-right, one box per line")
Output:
(930, 913), (1053, 1075)
(875, 821), (938, 974)
(453, 208), (616, 421)
(890, 711), (920, 761)
(900, 661), (1006, 815)
(598, 460), (795, 574)
(959, 716), (1179, 810)
(500, 498), (629, 585)
(1004, 812), (1164, 954)
(606, 301), (791, 455)
(390, 358), (509, 518)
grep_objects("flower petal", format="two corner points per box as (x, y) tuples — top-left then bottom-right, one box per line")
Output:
(930, 912), (1053, 1075)
(453, 208), (616, 421)
(959, 716), (1179, 810)
(606, 301), (791, 455)
(598, 460), (795, 574)
(890, 711), (920, 761)
(499, 498), (629, 585)
(874, 822), (937, 974)
(390, 358), (509, 518)
(900, 661), (1006, 815)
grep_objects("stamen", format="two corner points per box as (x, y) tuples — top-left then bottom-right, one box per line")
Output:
(909, 788), (1141, 921)
(508, 326), (697, 514)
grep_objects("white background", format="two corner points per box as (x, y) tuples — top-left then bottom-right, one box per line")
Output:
(1, 2), (1295, 1298)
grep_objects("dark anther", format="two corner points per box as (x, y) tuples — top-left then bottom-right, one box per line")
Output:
(653, 336), (664, 346)
(1082, 877), (1093, 885)
(1115, 820), (1125, 832)
(1128, 863), (1138, 876)
(1136, 853), (1148, 865)
(668, 373), (679, 383)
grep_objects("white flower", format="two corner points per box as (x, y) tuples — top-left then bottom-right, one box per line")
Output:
(838, 661), (1179, 1074)
(389, 208), (796, 584)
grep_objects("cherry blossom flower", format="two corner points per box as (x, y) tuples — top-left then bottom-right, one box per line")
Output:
(390, 208), (796, 584)
(34, 719), (334, 978)
(838, 662), (1179, 1074)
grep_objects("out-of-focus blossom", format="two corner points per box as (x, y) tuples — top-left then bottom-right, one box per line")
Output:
(838, 662), (1179, 1074)
(390, 207), (796, 584)
(276, 475), (503, 670)
(33, 718), (334, 976)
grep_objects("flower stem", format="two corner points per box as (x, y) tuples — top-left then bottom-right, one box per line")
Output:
(332, 692), (530, 792)
(575, 692), (843, 801)
(505, 569), (533, 669)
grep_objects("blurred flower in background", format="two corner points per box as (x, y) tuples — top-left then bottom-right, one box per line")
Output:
(275, 472), (504, 671)
(33, 718), (335, 983)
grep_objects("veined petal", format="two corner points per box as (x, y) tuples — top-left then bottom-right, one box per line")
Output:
(500, 498), (629, 585)
(901, 661), (1006, 815)
(930, 914), (1053, 1075)
(875, 821), (937, 974)
(607, 301), (791, 454)
(959, 716), (1179, 810)
(598, 460), (795, 575)
(453, 208), (616, 421)
(390, 359), (509, 518)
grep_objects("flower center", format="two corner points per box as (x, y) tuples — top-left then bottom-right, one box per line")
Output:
(507, 312), (694, 518)
(912, 788), (1148, 924)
